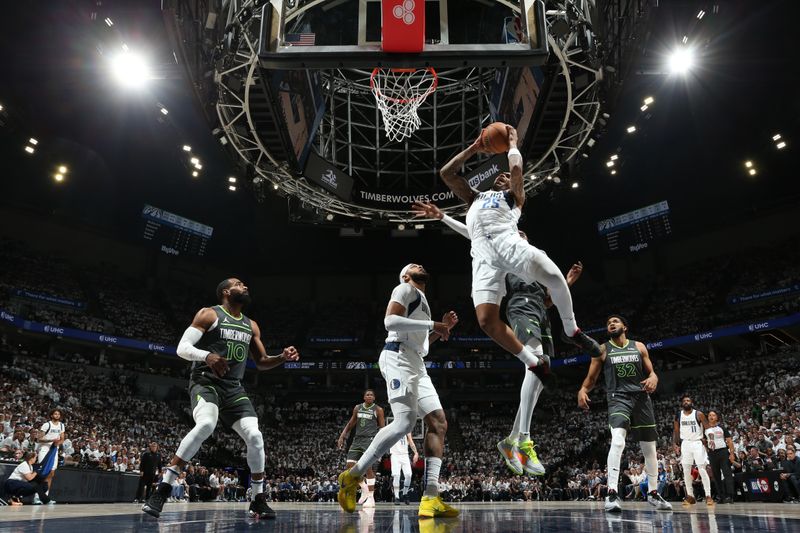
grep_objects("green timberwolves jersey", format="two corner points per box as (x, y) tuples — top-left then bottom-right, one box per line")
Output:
(603, 339), (645, 396)
(191, 305), (253, 384)
(354, 403), (379, 440)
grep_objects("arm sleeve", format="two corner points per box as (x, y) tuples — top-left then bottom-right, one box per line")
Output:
(177, 326), (210, 362)
(384, 314), (434, 332)
(440, 214), (470, 239)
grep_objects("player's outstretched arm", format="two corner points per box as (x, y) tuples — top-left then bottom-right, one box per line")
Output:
(506, 126), (525, 209)
(439, 141), (482, 205)
(412, 201), (470, 240)
(249, 319), (300, 371)
(385, 298), (451, 340)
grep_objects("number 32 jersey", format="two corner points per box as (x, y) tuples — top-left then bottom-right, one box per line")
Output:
(603, 339), (645, 397)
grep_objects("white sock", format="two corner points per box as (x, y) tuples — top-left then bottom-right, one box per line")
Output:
(511, 355), (544, 441)
(366, 477), (375, 497)
(698, 467), (711, 497)
(251, 479), (264, 495)
(640, 441), (658, 493)
(162, 466), (180, 485)
(393, 476), (401, 499)
(352, 400), (416, 477)
(607, 428), (627, 491)
(424, 457), (442, 497)
(683, 466), (694, 497)
(403, 477), (411, 495)
(514, 346), (540, 368)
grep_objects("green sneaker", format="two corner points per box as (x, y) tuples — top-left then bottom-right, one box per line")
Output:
(517, 439), (545, 476)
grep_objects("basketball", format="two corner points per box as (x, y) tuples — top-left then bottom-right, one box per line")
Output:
(480, 122), (511, 154)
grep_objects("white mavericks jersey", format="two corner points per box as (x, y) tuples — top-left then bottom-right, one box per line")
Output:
(39, 421), (65, 449)
(679, 410), (703, 442)
(385, 283), (432, 357)
(465, 190), (521, 241)
(390, 436), (409, 456)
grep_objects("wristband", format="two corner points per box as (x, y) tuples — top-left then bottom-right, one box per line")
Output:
(508, 148), (522, 158)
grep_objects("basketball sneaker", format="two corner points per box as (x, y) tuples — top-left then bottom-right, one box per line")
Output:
(517, 439), (545, 476)
(604, 490), (622, 513)
(561, 329), (602, 358)
(142, 482), (172, 518)
(418, 495), (459, 518)
(682, 495), (696, 506)
(497, 438), (523, 475)
(248, 493), (276, 519)
(647, 490), (673, 511)
(705, 496), (715, 507)
(528, 352), (551, 381)
(337, 468), (362, 513)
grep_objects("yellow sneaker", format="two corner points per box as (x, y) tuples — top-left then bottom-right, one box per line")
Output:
(337, 469), (362, 513)
(517, 439), (546, 476)
(418, 495), (460, 518)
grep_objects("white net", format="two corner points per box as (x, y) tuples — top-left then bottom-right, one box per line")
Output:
(370, 67), (438, 142)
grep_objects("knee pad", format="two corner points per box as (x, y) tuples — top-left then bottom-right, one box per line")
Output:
(193, 400), (219, 440)
(610, 428), (627, 450)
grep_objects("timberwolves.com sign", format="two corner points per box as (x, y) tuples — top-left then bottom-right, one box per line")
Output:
(304, 151), (509, 207)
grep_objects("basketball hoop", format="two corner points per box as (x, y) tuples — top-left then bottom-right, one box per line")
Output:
(370, 67), (438, 142)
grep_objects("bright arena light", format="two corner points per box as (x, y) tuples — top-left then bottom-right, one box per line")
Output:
(626, 125), (636, 133)
(668, 47), (695, 74)
(228, 176), (237, 183)
(777, 141), (786, 149)
(54, 173), (64, 182)
(228, 185), (237, 192)
(748, 168), (757, 176)
(24, 146), (35, 154)
(192, 171), (199, 177)
(58, 165), (68, 174)
(182, 145), (192, 152)
(110, 52), (152, 88)
(772, 134), (781, 141)
(643, 96), (654, 105)
(745, 161), (753, 168)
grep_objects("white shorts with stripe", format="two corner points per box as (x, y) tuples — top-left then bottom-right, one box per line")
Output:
(379, 345), (442, 417)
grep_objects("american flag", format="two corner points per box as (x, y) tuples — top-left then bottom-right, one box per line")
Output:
(285, 33), (316, 46)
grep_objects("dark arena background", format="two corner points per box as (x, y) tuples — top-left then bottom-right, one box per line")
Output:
(1, 0), (799, 531)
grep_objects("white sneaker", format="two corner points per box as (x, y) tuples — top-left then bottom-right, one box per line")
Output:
(605, 491), (622, 513)
(497, 438), (523, 475)
(647, 491), (673, 511)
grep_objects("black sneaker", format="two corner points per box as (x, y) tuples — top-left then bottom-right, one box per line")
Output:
(528, 352), (551, 380)
(249, 493), (276, 519)
(562, 329), (602, 357)
(142, 482), (172, 518)
(403, 493), (410, 505)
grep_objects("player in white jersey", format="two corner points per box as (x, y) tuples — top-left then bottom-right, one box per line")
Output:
(338, 264), (460, 519)
(673, 394), (713, 507)
(439, 125), (600, 375)
(37, 408), (65, 498)
(390, 433), (418, 504)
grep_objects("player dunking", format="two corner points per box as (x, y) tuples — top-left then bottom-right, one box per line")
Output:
(439, 125), (600, 374)
(577, 315), (671, 512)
(390, 433), (419, 504)
(337, 264), (459, 519)
(673, 394), (713, 507)
(337, 389), (385, 508)
(412, 201), (582, 476)
(142, 278), (299, 520)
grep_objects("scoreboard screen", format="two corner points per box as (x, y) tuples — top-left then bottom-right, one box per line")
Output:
(141, 204), (213, 257)
(597, 201), (672, 253)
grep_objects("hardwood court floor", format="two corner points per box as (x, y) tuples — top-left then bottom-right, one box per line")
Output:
(1, 500), (799, 532)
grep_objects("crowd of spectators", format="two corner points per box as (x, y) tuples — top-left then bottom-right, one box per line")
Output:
(3, 333), (799, 504)
(2, 235), (799, 357)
